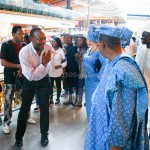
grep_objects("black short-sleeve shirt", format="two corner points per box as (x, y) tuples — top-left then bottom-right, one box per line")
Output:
(1, 40), (24, 84)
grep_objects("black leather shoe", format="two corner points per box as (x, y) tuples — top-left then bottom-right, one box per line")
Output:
(15, 140), (23, 147)
(41, 134), (49, 147)
(55, 99), (60, 105)
(63, 101), (73, 105)
(72, 103), (82, 108)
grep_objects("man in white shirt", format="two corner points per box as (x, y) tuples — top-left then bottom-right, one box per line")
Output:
(136, 31), (150, 138)
(15, 27), (51, 147)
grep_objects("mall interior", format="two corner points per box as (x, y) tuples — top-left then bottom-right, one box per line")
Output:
(0, 0), (150, 149)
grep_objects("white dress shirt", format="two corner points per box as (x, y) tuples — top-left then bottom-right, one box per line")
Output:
(19, 42), (53, 81)
(49, 47), (67, 77)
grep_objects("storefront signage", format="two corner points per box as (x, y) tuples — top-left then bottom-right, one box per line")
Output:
(0, 13), (75, 28)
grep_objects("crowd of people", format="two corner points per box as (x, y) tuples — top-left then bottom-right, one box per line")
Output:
(0, 24), (149, 149)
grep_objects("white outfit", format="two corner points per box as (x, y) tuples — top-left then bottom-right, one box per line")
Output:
(49, 47), (67, 77)
(135, 44), (150, 106)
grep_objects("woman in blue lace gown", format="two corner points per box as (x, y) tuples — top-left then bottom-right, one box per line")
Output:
(84, 25), (149, 150)
(83, 25), (106, 122)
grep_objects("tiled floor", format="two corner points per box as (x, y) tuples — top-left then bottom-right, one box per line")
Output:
(0, 94), (87, 150)
(0, 94), (150, 150)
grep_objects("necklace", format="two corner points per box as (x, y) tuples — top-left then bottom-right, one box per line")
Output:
(88, 49), (96, 56)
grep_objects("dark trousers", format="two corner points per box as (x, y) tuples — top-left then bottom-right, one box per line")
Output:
(67, 72), (78, 95)
(62, 76), (69, 92)
(50, 77), (62, 99)
(15, 76), (50, 140)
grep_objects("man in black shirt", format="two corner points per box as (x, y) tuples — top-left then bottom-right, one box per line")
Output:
(1, 26), (24, 134)
(63, 34), (79, 105)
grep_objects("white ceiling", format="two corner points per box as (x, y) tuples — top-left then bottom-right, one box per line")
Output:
(72, 0), (150, 23)
(116, 0), (150, 16)
(73, 0), (123, 16)
(68, 0), (150, 32)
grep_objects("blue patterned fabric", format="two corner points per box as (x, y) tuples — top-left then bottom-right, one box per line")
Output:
(120, 27), (133, 48)
(84, 52), (149, 150)
(83, 49), (105, 122)
(98, 25), (121, 38)
(87, 25), (99, 43)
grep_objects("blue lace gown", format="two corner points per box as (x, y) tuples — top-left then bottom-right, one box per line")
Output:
(84, 53), (149, 150)
(83, 49), (105, 122)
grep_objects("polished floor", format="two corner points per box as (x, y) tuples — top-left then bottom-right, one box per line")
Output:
(0, 93), (87, 150)
(0, 94), (150, 150)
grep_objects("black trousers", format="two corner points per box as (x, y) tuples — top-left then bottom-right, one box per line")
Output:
(67, 72), (78, 95)
(50, 77), (62, 99)
(62, 76), (69, 92)
(15, 76), (50, 140)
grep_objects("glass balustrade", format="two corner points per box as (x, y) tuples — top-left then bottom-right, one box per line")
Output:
(0, 0), (80, 20)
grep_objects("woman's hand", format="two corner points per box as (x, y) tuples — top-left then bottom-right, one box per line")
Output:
(55, 65), (62, 69)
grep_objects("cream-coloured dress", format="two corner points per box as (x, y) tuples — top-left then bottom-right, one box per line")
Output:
(135, 44), (150, 106)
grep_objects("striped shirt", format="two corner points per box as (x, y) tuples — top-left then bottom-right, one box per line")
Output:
(19, 42), (53, 81)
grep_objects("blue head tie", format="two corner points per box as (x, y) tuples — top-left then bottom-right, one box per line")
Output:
(87, 24), (99, 43)
(120, 27), (133, 48)
(98, 25), (121, 39)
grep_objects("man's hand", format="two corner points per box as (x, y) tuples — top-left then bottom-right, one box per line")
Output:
(75, 53), (82, 60)
(75, 53), (80, 58)
(42, 51), (51, 65)
(17, 68), (22, 77)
